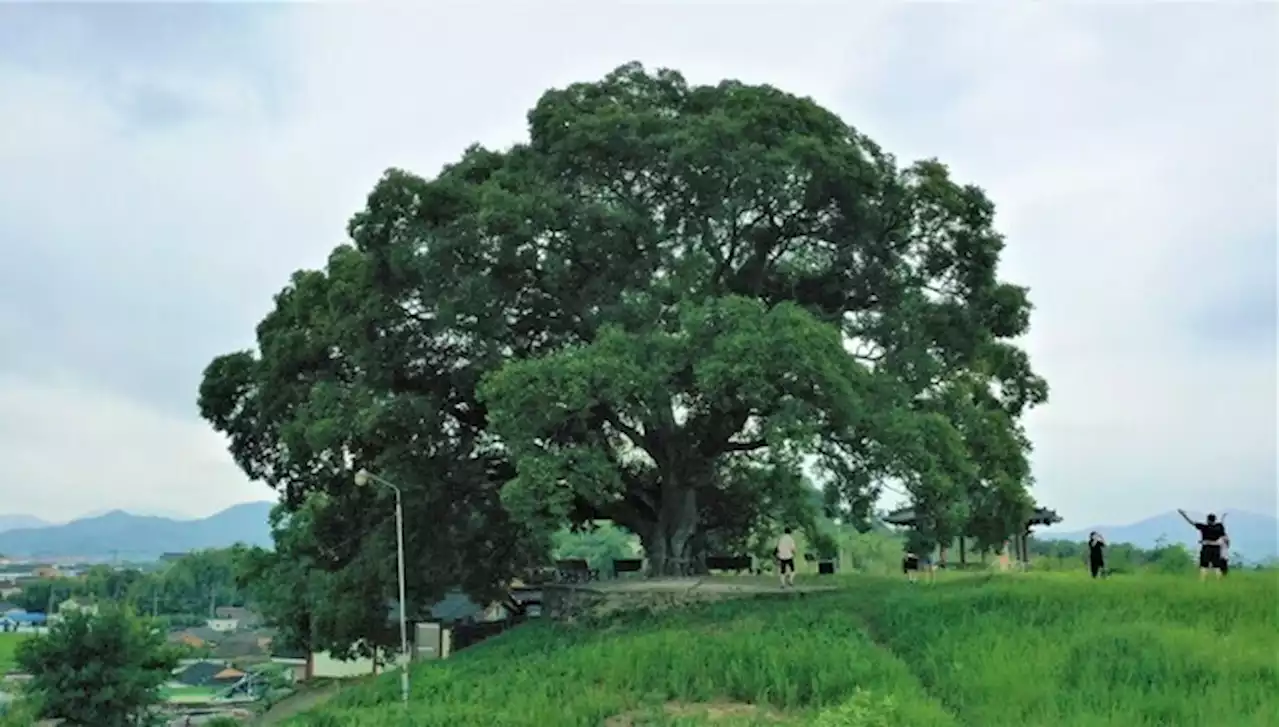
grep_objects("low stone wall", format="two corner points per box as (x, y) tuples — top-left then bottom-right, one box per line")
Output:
(542, 579), (833, 622)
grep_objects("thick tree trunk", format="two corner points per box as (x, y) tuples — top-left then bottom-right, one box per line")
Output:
(639, 484), (701, 577)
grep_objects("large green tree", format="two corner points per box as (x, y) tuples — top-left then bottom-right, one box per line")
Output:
(16, 605), (179, 727)
(200, 63), (1046, 588)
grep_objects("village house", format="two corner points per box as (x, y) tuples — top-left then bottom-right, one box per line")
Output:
(58, 596), (96, 616)
(214, 606), (262, 628)
(47, 596), (96, 623)
(211, 631), (272, 661)
(169, 630), (210, 650)
(167, 625), (221, 649)
(0, 608), (47, 632)
(170, 660), (246, 689)
(205, 615), (238, 632)
(204, 606), (262, 633)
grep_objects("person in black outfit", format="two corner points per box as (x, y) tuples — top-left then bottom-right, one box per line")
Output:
(1218, 535), (1231, 576)
(1087, 531), (1106, 578)
(1177, 509), (1227, 580)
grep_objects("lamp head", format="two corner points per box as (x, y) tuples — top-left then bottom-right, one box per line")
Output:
(354, 469), (372, 488)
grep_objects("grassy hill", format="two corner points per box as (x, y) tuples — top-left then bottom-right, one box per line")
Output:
(280, 572), (1278, 727)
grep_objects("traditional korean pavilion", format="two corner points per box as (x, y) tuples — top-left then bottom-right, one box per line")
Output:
(882, 504), (1063, 567)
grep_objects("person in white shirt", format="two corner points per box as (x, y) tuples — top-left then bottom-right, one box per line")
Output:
(776, 527), (798, 588)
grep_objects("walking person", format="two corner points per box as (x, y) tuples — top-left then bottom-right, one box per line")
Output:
(1177, 509), (1228, 581)
(1087, 531), (1106, 578)
(776, 527), (798, 588)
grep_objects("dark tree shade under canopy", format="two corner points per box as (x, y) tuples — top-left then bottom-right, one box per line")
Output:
(199, 61), (1048, 598)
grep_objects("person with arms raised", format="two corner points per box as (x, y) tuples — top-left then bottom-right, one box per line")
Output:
(1177, 509), (1227, 581)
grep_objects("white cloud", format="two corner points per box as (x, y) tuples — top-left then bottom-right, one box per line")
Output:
(0, 372), (273, 522)
(0, 3), (1273, 526)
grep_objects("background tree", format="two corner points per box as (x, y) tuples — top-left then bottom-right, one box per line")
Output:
(10, 550), (244, 619)
(235, 500), (395, 663)
(81, 565), (145, 603)
(16, 604), (179, 727)
(552, 522), (641, 575)
(199, 62), (1047, 604)
(11, 579), (66, 613)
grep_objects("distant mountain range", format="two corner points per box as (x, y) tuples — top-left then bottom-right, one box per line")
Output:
(0, 514), (51, 532)
(1043, 510), (1279, 562)
(0, 502), (274, 560)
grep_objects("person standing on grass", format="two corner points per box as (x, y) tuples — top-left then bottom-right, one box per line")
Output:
(902, 548), (921, 583)
(1177, 509), (1228, 580)
(1087, 531), (1106, 578)
(776, 527), (798, 588)
(1218, 534), (1231, 576)
(902, 545), (935, 584)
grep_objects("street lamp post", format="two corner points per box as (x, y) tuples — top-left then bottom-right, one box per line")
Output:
(354, 468), (410, 707)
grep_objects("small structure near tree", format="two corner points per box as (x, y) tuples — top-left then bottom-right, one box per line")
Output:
(882, 505), (1062, 568)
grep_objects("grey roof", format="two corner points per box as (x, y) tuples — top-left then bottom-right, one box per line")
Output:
(176, 661), (225, 686)
(214, 606), (258, 621)
(171, 626), (222, 644)
(883, 504), (1062, 528)
(388, 590), (490, 625)
(212, 632), (268, 659)
(428, 591), (484, 624)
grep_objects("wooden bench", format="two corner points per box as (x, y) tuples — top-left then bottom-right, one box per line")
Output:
(705, 554), (753, 574)
(612, 558), (644, 578)
(554, 558), (598, 584)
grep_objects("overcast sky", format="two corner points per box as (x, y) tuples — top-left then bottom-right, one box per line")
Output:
(0, 3), (1275, 527)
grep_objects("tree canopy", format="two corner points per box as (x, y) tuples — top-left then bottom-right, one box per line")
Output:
(12, 548), (244, 622)
(16, 605), (179, 727)
(233, 500), (397, 662)
(199, 63), (1047, 634)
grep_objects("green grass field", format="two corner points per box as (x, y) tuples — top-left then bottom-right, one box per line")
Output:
(160, 684), (225, 703)
(284, 572), (1278, 727)
(0, 633), (29, 675)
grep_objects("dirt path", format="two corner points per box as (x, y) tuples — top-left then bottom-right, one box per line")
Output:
(252, 683), (342, 726)
(586, 575), (838, 595)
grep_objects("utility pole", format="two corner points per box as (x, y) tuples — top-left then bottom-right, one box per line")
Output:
(153, 570), (165, 617)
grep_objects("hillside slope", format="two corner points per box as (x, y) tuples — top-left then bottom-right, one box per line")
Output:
(0, 501), (273, 558)
(289, 573), (1279, 727)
